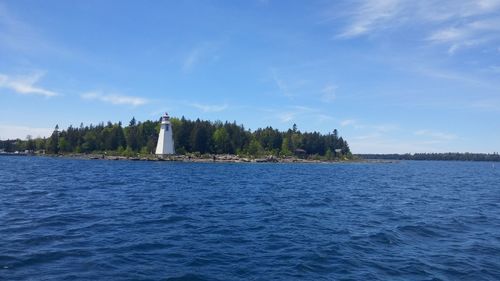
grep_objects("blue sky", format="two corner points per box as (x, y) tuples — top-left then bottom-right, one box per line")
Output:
(1, 0), (499, 153)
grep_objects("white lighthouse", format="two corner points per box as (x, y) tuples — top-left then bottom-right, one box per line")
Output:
(155, 113), (175, 155)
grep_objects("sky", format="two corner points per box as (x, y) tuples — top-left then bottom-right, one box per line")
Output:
(1, 0), (499, 153)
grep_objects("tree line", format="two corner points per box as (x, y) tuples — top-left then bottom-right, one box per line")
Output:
(0, 116), (351, 158)
(357, 153), (500, 162)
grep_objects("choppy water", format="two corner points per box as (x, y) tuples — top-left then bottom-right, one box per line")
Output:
(1, 157), (499, 280)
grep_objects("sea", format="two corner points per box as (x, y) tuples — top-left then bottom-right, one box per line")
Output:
(0, 156), (499, 281)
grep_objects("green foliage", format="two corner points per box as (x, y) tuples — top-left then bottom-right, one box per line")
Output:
(123, 146), (135, 157)
(82, 131), (97, 153)
(125, 120), (140, 151)
(140, 146), (150, 155)
(58, 137), (70, 153)
(35, 138), (46, 151)
(190, 121), (211, 154)
(248, 138), (263, 157)
(26, 135), (35, 151)
(213, 127), (229, 154)
(46, 125), (60, 154)
(3, 116), (352, 158)
(325, 148), (333, 160)
(117, 146), (125, 155)
(280, 138), (292, 156)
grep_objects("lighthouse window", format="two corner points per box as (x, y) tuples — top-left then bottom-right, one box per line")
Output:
(166, 124), (169, 131)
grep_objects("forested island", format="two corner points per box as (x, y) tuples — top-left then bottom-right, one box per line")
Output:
(357, 153), (500, 162)
(0, 117), (352, 160)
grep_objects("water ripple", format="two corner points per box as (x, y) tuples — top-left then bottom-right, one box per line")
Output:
(0, 157), (499, 280)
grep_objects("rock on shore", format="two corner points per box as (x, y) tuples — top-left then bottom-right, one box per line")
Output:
(43, 153), (353, 163)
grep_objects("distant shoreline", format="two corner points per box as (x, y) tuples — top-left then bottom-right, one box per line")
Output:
(356, 153), (500, 162)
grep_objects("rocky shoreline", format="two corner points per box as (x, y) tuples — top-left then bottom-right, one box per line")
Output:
(37, 153), (396, 164)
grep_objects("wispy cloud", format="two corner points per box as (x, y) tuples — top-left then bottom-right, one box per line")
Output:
(373, 124), (399, 133)
(427, 18), (500, 54)
(344, 119), (399, 132)
(274, 105), (318, 123)
(0, 3), (74, 58)
(349, 137), (449, 154)
(278, 112), (294, 122)
(0, 72), (58, 97)
(271, 70), (291, 97)
(414, 129), (457, 141)
(0, 3), (39, 52)
(336, 0), (401, 38)
(340, 119), (356, 127)
(182, 49), (201, 72)
(81, 91), (149, 106)
(333, 0), (500, 53)
(321, 84), (337, 102)
(0, 124), (53, 139)
(182, 42), (220, 72)
(317, 114), (335, 122)
(190, 102), (228, 113)
(412, 65), (490, 87)
(349, 126), (457, 153)
(270, 69), (311, 98)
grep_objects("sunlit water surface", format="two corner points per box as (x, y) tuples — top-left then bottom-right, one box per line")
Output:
(1, 157), (499, 280)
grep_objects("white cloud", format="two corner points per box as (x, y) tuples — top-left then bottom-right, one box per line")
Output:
(278, 112), (294, 123)
(349, 128), (459, 153)
(81, 91), (148, 106)
(334, 0), (500, 53)
(182, 42), (220, 72)
(337, 0), (401, 38)
(343, 119), (398, 132)
(0, 124), (52, 140)
(427, 18), (500, 54)
(413, 65), (488, 86)
(269, 70), (312, 99)
(271, 70), (291, 97)
(416, 0), (500, 22)
(273, 105), (318, 123)
(350, 138), (446, 154)
(190, 102), (228, 113)
(372, 124), (399, 133)
(340, 119), (356, 127)
(414, 129), (457, 141)
(427, 27), (464, 43)
(316, 114), (335, 122)
(182, 49), (201, 72)
(321, 84), (337, 102)
(0, 73), (58, 97)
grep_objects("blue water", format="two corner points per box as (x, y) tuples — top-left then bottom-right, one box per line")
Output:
(1, 157), (499, 281)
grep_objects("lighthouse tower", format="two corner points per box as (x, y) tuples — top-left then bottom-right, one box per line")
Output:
(155, 113), (175, 155)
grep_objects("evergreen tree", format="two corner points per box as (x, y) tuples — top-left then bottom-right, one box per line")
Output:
(125, 117), (140, 151)
(213, 127), (229, 154)
(281, 138), (291, 156)
(10, 116), (354, 159)
(190, 121), (210, 154)
(248, 138), (263, 156)
(47, 125), (59, 154)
